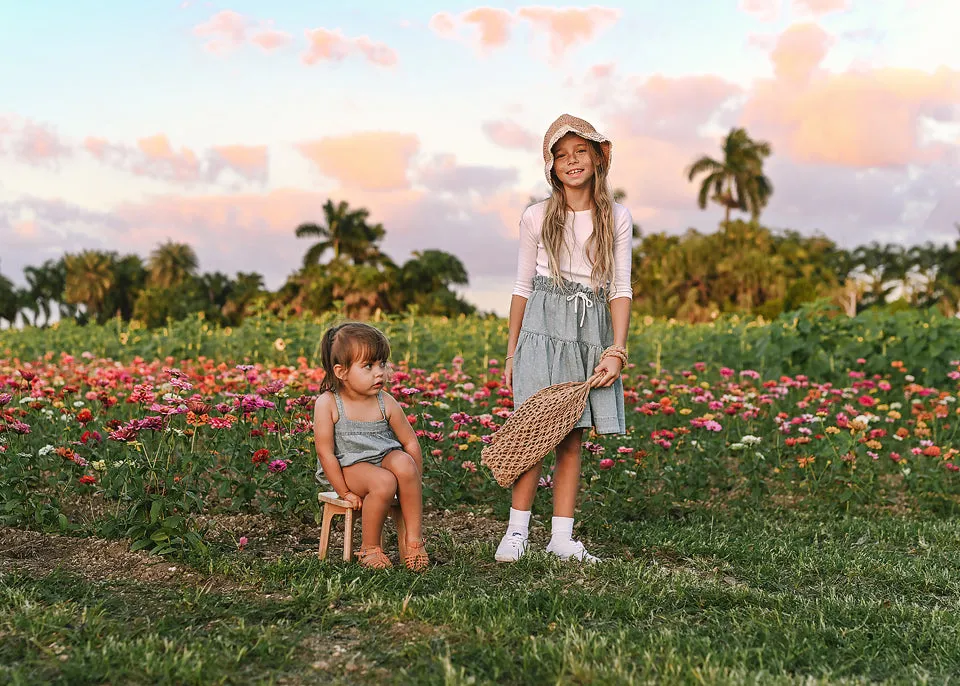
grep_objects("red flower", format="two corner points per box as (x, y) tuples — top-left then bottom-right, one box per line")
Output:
(252, 448), (270, 465)
(79, 475), (96, 485)
(77, 408), (93, 424)
(857, 395), (876, 407)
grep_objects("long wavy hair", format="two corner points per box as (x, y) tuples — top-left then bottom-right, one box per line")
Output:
(542, 137), (615, 295)
(317, 322), (391, 394)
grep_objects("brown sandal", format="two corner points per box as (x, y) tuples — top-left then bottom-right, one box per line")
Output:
(403, 540), (430, 572)
(356, 546), (392, 569)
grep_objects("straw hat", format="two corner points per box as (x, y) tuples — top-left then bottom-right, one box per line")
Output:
(542, 114), (613, 186)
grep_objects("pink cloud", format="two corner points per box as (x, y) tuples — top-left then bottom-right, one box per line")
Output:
(251, 29), (292, 52)
(429, 5), (621, 59)
(192, 11), (291, 55)
(792, 0), (849, 16)
(516, 6), (620, 60)
(12, 120), (72, 167)
(296, 132), (420, 191)
(302, 28), (397, 66)
(770, 23), (832, 83)
(428, 12), (457, 37)
(462, 8), (513, 48)
(482, 119), (538, 150)
(743, 24), (960, 168)
(416, 154), (518, 195)
(82, 133), (269, 185)
(0, 117), (71, 167)
(209, 145), (269, 184)
(739, 0), (780, 21)
(192, 10), (249, 54)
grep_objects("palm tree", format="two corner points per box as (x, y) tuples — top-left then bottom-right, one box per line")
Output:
(104, 254), (147, 320)
(0, 268), (18, 328)
(296, 200), (388, 267)
(687, 127), (774, 223)
(148, 241), (199, 288)
(64, 250), (116, 323)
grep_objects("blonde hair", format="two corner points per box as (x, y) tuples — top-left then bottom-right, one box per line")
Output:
(542, 137), (615, 294)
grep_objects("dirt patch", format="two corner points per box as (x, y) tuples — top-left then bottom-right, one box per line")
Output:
(0, 527), (235, 590)
(290, 625), (386, 685)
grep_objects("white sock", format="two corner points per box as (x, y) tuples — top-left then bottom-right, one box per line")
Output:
(506, 508), (531, 536)
(550, 516), (574, 543)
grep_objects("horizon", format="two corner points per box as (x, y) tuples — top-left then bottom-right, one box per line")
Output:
(2, 0), (958, 317)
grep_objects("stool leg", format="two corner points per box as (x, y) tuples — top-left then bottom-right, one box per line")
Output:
(393, 505), (407, 561)
(319, 505), (334, 560)
(343, 507), (354, 562)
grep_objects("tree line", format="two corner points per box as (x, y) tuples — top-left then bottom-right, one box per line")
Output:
(1, 127), (957, 327)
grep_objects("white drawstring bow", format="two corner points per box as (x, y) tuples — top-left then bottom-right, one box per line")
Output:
(566, 291), (594, 327)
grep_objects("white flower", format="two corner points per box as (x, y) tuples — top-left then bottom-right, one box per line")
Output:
(730, 443), (746, 451)
(905, 375), (915, 382)
(625, 470), (637, 478)
(755, 452), (765, 460)
(92, 460), (106, 471)
(890, 402), (902, 410)
(38, 445), (55, 456)
(73, 401), (85, 408)
(741, 435), (762, 445)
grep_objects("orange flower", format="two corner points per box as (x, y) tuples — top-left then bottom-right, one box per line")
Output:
(923, 446), (941, 458)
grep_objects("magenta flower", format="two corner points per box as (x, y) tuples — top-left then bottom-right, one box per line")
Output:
(268, 459), (288, 473)
(598, 458), (614, 470)
(0, 392), (12, 407)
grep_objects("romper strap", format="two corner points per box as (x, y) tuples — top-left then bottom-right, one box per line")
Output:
(376, 391), (387, 420)
(332, 391), (345, 417)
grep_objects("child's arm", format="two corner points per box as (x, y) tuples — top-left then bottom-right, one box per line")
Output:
(314, 393), (360, 507)
(383, 393), (423, 474)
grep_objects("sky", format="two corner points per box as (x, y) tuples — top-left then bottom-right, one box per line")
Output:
(1, 0), (958, 315)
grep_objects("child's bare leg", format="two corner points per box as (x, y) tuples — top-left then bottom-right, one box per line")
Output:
(343, 462), (398, 549)
(510, 460), (543, 511)
(381, 450), (422, 543)
(552, 428), (583, 517)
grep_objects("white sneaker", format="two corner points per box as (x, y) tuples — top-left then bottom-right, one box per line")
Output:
(495, 530), (529, 562)
(545, 539), (600, 563)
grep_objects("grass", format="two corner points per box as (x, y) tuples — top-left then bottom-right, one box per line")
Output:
(3, 506), (959, 685)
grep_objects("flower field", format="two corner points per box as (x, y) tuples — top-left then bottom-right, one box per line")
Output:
(2, 308), (960, 556)
(4, 308), (960, 684)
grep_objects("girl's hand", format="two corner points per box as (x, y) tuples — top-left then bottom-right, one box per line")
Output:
(592, 356), (623, 388)
(343, 492), (362, 510)
(503, 357), (514, 391)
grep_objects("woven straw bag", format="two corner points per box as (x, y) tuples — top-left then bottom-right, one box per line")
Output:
(481, 373), (601, 488)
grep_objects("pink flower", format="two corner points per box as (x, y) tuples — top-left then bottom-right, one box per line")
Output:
(694, 362), (706, 372)
(617, 446), (633, 454)
(720, 367), (734, 378)
(238, 536), (248, 549)
(461, 460), (477, 473)
(857, 358), (866, 365)
(268, 459), (288, 473)
(890, 452), (901, 462)
(598, 458), (614, 470)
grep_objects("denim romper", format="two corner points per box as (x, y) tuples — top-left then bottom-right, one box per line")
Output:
(315, 390), (402, 484)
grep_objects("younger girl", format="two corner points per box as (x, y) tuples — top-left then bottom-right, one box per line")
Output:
(314, 322), (429, 571)
(497, 114), (633, 563)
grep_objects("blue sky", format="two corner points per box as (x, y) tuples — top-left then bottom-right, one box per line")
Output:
(1, 0), (958, 314)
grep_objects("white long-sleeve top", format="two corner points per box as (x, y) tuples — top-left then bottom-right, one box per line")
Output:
(512, 200), (634, 300)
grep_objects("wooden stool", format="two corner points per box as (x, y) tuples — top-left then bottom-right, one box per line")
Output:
(318, 491), (407, 562)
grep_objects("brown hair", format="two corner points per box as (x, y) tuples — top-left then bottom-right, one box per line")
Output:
(542, 136), (615, 295)
(318, 322), (391, 394)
